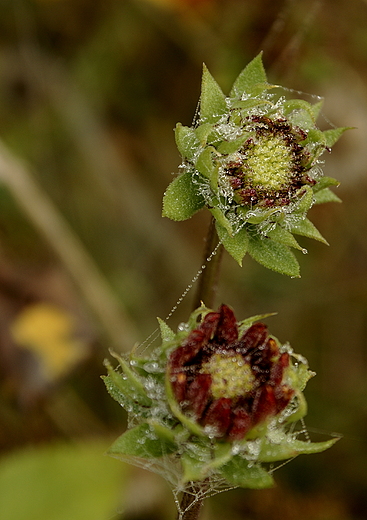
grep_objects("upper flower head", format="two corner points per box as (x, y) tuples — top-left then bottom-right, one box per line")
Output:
(224, 115), (312, 208)
(163, 53), (349, 276)
(168, 304), (293, 440)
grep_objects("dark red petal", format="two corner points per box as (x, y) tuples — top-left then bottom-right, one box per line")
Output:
(186, 373), (212, 419)
(198, 311), (221, 344)
(202, 398), (232, 437)
(169, 346), (188, 370)
(228, 408), (252, 441)
(270, 352), (290, 385)
(169, 367), (188, 404)
(215, 304), (238, 344)
(252, 385), (277, 425)
(239, 322), (268, 353)
(183, 329), (207, 352)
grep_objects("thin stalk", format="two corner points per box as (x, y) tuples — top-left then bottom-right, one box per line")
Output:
(177, 218), (223, 520)
(177, 481), (207, 520)
(192, 217), (224, 310)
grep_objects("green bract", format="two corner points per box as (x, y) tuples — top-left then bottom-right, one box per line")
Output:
(162, 53), (348, 277)
(103, 305), (338, 490)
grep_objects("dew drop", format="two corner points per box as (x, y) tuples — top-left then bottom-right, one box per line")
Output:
(178, 323), (188, 332)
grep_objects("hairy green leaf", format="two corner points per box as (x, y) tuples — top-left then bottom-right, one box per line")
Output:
(175, 123), (199, 160)
(216, 222), (249, 265)
(162, 172), (205, 221)
(248, 235), (300, 277)
(220, 457), (274, 489)
(195, 146), (216, 179)
(108, 424), (178, 459)
(229, 53), (267, 98)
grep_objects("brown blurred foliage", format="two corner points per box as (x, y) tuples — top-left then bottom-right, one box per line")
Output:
(1, 0), (367, 518)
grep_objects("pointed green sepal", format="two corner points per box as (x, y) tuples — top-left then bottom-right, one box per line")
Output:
(301, 128), (326, 148)
(291, 357), (315, 392)
(229, 52), (268, 98)
(313, 176), (340, 193)
(323, 127), (351, 148)
(313, 187), (341, 205)
(157, 318), (175, 343)
(283, 99), (318, 123)
(258, 436), (339, 463)
(102, 373), (144, 413)
(195, 122), (214, 145)
(103, 357), (152, 408)
(209, 207), (233, 236)
(248, 235), (300, 277)
(266, 225), (304, 251)
(200, 64), (227, 123)
(290, 218), (329, 245)
(284, 391), (308, 423)
(162, 171), (205, 221)
(311, 99), (324, 120)
(293, 186), (315, 216)
(238, 313), (277, 336)
(219, 457), (274, 489)
(216, 222), (249, 265)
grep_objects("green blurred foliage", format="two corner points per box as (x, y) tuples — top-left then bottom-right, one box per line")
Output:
(0, 440), (127, 520)
(0, 0), (367, 518)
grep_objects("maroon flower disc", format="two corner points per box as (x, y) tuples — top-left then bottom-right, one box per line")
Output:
(168, 304), (294, 440)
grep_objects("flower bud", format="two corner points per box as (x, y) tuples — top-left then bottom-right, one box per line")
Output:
(168, 304), (293, 440)
(103, 304), (338, 489)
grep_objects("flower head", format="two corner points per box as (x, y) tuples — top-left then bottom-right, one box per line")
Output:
(103, 304), (338, 489)
(169, 304), (293, 440)
(162, 54), (349, 276)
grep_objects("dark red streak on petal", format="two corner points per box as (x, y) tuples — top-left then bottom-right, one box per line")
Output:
(186, 373), (212, 418)
(202, 398), (232, 437)
(215, 304), (238, 344)
(228, 408), (253, 441)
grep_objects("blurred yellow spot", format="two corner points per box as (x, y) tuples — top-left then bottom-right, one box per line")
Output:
(11, 303), (88, 381)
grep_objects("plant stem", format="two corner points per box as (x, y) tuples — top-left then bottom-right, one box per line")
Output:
(192, 217), (224, 310)
(177, 481), (208, 520)
(177, 218), (223, 520)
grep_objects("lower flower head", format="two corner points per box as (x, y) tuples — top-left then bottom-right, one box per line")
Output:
(168, 304), (293, 440)
(104, 303), (338, 489)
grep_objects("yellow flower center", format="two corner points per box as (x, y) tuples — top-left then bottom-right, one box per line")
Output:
(246, 136), (293, 190)
(201, 353), (255, 399)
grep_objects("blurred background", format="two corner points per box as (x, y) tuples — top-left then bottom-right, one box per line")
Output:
(0, 0), (367, 518)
